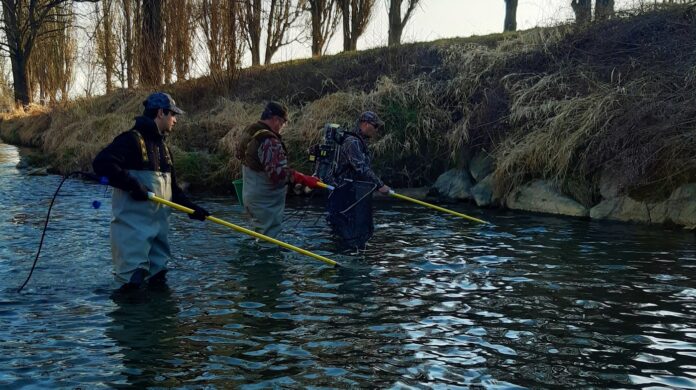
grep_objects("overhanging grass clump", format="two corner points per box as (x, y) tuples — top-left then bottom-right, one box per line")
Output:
(489, 5), (696, 202)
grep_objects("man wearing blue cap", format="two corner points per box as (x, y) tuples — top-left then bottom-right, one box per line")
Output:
(93, 92), (210, 291)
(326, 111), (391, 250)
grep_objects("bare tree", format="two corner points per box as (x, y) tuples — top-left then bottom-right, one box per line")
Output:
(28, 3), (76, 103)
(595, 0), (615, 21)
(504, 0), (517, 32)
(264, 0), (304, 64)
(240, 0), (263, 66)
(138, 0), (164, 86)
(163, 0), (194, 83)
(200, 0), (226, 74)
(387, 0), (420, 46)
(222, 0), (242, 72)
(307, 0), (339, 56)
(95, 0), (116, 92)
(0, 55), (13, 110)
(338, 0), (375, 51)
(0, 0), (97, 106)
(199, 0), (242, 75)
(571, 0), (592, 24)
(119, 0), (139, 88)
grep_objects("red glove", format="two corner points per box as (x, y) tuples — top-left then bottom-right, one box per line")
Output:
(302, 175), (320, 189)
(292, 171), (321, 189)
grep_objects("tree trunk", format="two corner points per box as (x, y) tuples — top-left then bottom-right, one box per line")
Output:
(344, 1), (358, 51)
(139, 0), (164, 86)
(388, 0), (402, 46)
(1, 0), (81, 104)
(163, 0), (192, 82)
(311, 18), (320, 55)
(338, 0), (372, 51)
(224, 0), (240, 73)
(339, 0), (350, 51)
(99, 1), (115, 92)
(243, 0), (262, 66)
(595, 0), (614, 21)
(504, 0), (518, 32)
(263, 0), (276, 65)
(307, 0), (338, 56)
(239, 0), (262, 66)
(571, 0), (592, 25)
(3, 0), (31, 105)
(261, 0), (304, 65)
(309, 0), (323, 56)
(122, 0), (135, 88)
(388, 0), (419, 46)
(10, 53), (31, 106)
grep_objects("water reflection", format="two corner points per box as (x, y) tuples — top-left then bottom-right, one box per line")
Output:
(106, 287), (181, 388)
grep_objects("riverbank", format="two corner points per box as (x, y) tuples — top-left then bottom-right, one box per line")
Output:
(1, 4), (695, 228)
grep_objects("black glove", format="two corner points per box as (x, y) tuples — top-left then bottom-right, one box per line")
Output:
(189, 205), (210, 221)
(129, 181), (151, 201)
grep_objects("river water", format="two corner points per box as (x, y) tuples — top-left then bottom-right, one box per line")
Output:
(1, 142), (695, 389)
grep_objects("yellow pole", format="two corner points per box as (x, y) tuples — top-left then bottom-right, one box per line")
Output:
(388, 191), (489, 224)
(317, 180), (487, 224)
(317, 181), (487, 224)
(316, 182), (334, 191)
(148, 193), (339, 267)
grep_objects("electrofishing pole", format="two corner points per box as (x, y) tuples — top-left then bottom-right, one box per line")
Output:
(315, 181), (489, 224)
(148, 193), (339, 267)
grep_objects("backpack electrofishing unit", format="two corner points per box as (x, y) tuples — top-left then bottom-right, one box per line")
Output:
(308, 123), (345, 183)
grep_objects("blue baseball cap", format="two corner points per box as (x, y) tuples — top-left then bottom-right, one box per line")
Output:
(359, 111), (384, 128)
(143, 92), (184, 114)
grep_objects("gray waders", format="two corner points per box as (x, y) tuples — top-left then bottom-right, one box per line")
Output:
(111, 170), (172, 284)
(242, 165), (287, 239)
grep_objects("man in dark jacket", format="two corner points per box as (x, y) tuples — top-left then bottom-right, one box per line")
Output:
(327, 111), (390, 250)
(93, 92), (209, 291)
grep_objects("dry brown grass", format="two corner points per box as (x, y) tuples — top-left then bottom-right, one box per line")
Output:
(488, 4), (696, 202)
(1, 3), (695, 200)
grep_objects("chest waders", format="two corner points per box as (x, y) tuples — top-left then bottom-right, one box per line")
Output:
(242, 166), (287, 239)
(326, 180), (376, 250)
(110, 131), (174, 285)
(242, 130), (288, 239)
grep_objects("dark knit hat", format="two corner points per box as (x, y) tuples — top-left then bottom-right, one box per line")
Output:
(262, 101), (289, 121)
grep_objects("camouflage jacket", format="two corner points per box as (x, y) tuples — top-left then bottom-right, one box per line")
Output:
(331, 130), (383, 188)
(257, 136), (290, 186)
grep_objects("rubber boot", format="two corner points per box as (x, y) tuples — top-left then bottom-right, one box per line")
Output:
(117, 268), (148, 293)
(148, 269), (168, 288)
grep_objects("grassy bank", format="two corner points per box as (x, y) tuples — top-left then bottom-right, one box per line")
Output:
(2, 4), (695, 201)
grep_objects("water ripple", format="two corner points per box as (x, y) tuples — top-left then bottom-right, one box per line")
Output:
(1, 143), (696, 387)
